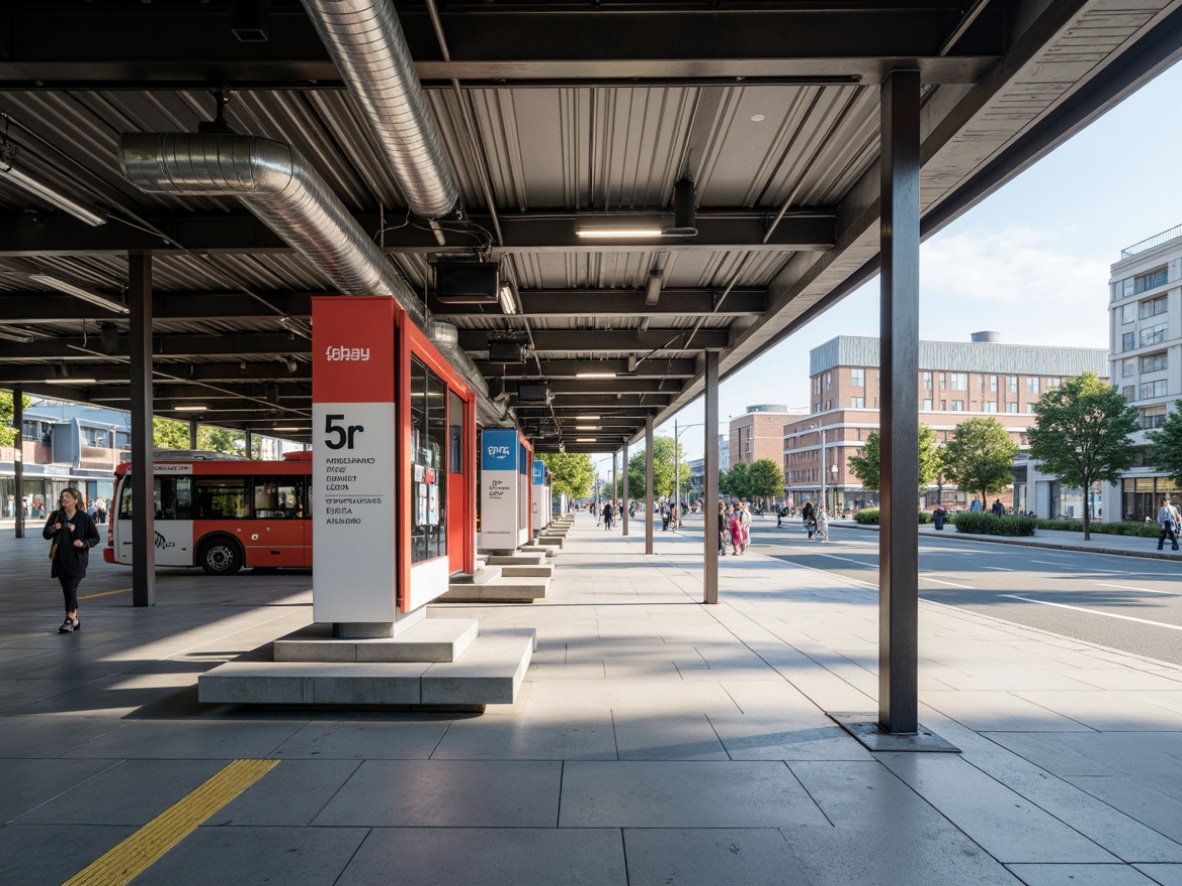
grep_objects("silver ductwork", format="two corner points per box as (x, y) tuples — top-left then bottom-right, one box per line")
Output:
(117, 132), (490, 403)
(301, 0), (458, 220)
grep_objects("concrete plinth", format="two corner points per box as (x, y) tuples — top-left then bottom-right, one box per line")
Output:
(273, 619), (479, 663)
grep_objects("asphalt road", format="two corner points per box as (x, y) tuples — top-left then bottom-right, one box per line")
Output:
(742, 517), (1182, 666)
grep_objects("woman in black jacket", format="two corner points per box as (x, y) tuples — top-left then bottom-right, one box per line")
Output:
(43, 487), (101, 633)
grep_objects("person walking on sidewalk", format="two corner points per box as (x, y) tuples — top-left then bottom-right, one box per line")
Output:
(801, 499), (816, 539)
(602, 500), (614, 530)
(738, 501), (752, 553)
(43, 487), (100, 633)
(1156, 497), (1180, 551)
(815, 505), (830, 543)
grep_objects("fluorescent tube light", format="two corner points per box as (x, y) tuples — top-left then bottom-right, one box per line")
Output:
(575, 372), (616, 379)
(0, 161), (107, 226)
(272, 427), (304, 432)
(30, 274), (129, 314)
(576, 438), (596, 442)
(0, 327), (34, 343)
(174, 405), (207, 412)
(575, 228), (663, 239)
(498, 284), (517, 315)
(575, 415), (600, 420)
(575, 425), (601, 430)
(43, 377), (97, 384)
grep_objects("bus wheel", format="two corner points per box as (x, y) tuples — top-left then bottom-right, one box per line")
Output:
(198, 537), (243, 576)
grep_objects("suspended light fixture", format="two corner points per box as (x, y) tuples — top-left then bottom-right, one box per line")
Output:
(29, 274), (129, 314)
(0, 152), (107, 227)
(0, 326), (34, 343)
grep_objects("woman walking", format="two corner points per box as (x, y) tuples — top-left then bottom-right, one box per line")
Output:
(728, 505), (743, 555)
(43, 487), (100, 633)
(717, 500), (728, 556)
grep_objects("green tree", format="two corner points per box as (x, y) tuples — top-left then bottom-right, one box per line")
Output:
(201, 426), (246, 454)
(537, 452), (594, 499)
(1029, 373), (1139, 539)
(153, 416), (191, 449)
(942, 417), (1019, 510)
(0, 390), (32, 447)
(846, 424), (943, 493)
(748, 458), (784, 506)
(626, 436), (686, 500)
(720, 461), (752, 500)
(1148, 400), (1182, 494)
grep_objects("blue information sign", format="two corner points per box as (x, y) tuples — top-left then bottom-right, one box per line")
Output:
(481, 429), (519, 471)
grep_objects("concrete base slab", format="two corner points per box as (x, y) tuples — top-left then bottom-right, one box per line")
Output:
(829, 712), (961, 752)
(449, 566), (504, 586)
(486, 554), (546, 566)
(537, 536), (564, 548)
(439, 579), (550, 603)
(421, 630), (536, 705)
(502, 565), (554, 578)
(198, 661), (428, 705)
(273, 619), (479, 663)
(520, 545), (558, 558)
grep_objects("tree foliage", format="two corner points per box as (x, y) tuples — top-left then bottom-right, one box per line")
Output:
(942, 417), (1019, 508)
(846, 424), (943, 493)
(720, 461), (751, 500)
(1029, 373), (1139, 539)
(153, 419), (251, 455)
(748, 458), (784, 502)
(0, 390), (32, 447)
(626, 436), (687, 500)
(153, 416), (192, 450)
(1146, 400), (1182, 489)
(537, 452), (594, 499)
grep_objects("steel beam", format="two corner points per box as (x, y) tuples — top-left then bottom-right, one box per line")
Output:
(703, 350), (720, 605)
(0, 292), (312, 323)
(476, 359), (696, 379)
(128, 253), (155, 608)
(435, 289), (767, 320)
(459, 329), (729, 353)
(878, 70), (920, 735)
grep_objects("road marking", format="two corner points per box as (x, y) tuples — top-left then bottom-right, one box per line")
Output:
(920, 576), (973, 588)
(79, 587), (132, 601)
(63, 759), (279, 886)
(1095, 582), (1177, 596)
(981, 566), (1013, 571)
(1030, 559), (1076, 568)
(816, 553), (875, 567)
(1000, 594), (1182, 632)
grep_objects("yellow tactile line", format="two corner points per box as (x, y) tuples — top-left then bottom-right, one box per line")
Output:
(62, 758), (279, 886)
(79, 587), (132, 601)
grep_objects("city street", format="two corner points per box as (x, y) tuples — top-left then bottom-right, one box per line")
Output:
(739, 518), (1182, 666)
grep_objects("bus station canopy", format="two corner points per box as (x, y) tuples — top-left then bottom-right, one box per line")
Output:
(0, 0), (1179, 451)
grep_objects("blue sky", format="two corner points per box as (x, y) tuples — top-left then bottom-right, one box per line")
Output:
(652, 60), (1182, 463)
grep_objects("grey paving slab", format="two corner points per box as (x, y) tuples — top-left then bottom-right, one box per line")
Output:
(1006, 864), (1163, 885)
(984, 732), (1182, 778)
(0, 757), (119, 824)
(611, 711), (729, 760)
(59, 718), (305, 759)
(1135, 864), (1182, 885)
(559, 761), (829, 828)
(131, 825), (370, 886)
(336, 828), (627, 886)
(1065, 776), (1182, 844)
(878, 753), (1118, 863)
(0, 823), (137, 886)
(431, 711), (618, 759)
(0, 715), (133, 758)
(709, 713), (872, 761)
(923, 690), (1099, 731)
(624, 828), (811, 886)
(274, 717), (452, 759)
(14, 758), (227, 825)
(313, 760), (562, 827)
(203, 759), (360, 826)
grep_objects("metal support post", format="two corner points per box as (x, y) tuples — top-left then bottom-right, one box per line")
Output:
(878, 70), (920, 734)
(129, 252), (156, 607)
(13, 385), (24, 538)
(612, 456), (618, 527)
(189, 418), (199, 449)
(645, 414), (654, 554)
(703, 350), (719, 604)
(622, 440), (630, 536)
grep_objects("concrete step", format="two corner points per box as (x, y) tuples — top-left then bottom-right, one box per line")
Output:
(536, 536), (564, 548)
(198, 629), (536, 708)
(438, 578), (550, 603)
(502, 564), (553, 578)
(485, 553), (545, 566)
(520, 545), (557, 558)
(273, 619), (479, 663)
(449, 565), (504, 586)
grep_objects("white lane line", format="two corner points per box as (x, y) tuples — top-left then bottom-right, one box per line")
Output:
(1000, 594), (1182, 631)
(1095, 581), (1178, 597)
(1030, 559), (1076, 568)
(981, 566), (1014, 571)
(920, 576), (973, 588)
(816, 553), (875, 567)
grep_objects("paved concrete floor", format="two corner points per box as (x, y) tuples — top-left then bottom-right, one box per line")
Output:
(2, 517), (1181, 885)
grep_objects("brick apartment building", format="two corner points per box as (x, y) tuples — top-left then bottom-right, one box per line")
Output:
(728, 404), (805, 468)
(783, 333), (1108, 515)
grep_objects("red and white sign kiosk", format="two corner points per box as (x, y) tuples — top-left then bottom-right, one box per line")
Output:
(312, 296), (476, 637)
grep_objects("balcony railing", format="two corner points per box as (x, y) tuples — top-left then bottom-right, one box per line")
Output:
(1122, 223), (1182, 259)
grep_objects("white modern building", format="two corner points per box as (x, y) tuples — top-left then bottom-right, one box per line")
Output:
(1103, 222), (1182, 522)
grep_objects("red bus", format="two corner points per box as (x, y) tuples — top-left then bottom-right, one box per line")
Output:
(104, 450), (312, 575)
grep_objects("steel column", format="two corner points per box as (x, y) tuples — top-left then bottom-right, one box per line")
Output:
(12, 385), (23, 538)
(129, 253), (156, 607)
(622, 440), (630, 536)
(645, 415), (654, 554)
(189, 418), (198, 449)
(246, 431), (253, 458)
(878, 70), (920, 734)
(703, 351), (719, 604)
(612, 456), (618, 526)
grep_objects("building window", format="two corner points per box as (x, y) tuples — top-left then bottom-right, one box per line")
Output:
(1142, 404), (1168, 429)
(989, 375), (997, 392)
(984, 402), (997, 413)
(813, 377), (821, 395)
(1009, 376), (1019, 393)
(939, 373), (946, 390)
(1141, 322), (1168, 347)
(1006, 402), (1018, 413)
(1121, 303), (1137, 324)
(851, 368), (865, 387)
(922, 371), (932, 389)
(1140, 295), (1168, 319)
(949, 372), (967, 391)
(1026, 377), (1040, 394)
(1027, 403), (1036, 413)
(1141, 352), (1168, 373)
(1047, 377), (1061, 389)
(1139, 379), (1168, 399)
(951, 400), (965, 411)
(1122, 332), (1136, 352)
(922, 398), (933, 411)
(1122, 266), (1169, 297)
(1122, 385), (1135, 400)
(825, 372), (832, 391)
(1122, 358), (1136, 378)
(850, 397), (865, 408)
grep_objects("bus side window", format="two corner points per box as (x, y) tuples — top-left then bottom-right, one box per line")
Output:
(154, 476), (193, 520)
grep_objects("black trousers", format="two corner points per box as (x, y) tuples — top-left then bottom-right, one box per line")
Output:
(1158, 526), (1179, 550)
(59, 574), (82, 613)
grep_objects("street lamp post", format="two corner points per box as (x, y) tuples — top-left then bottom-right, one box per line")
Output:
(808, 422), (827, 511)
